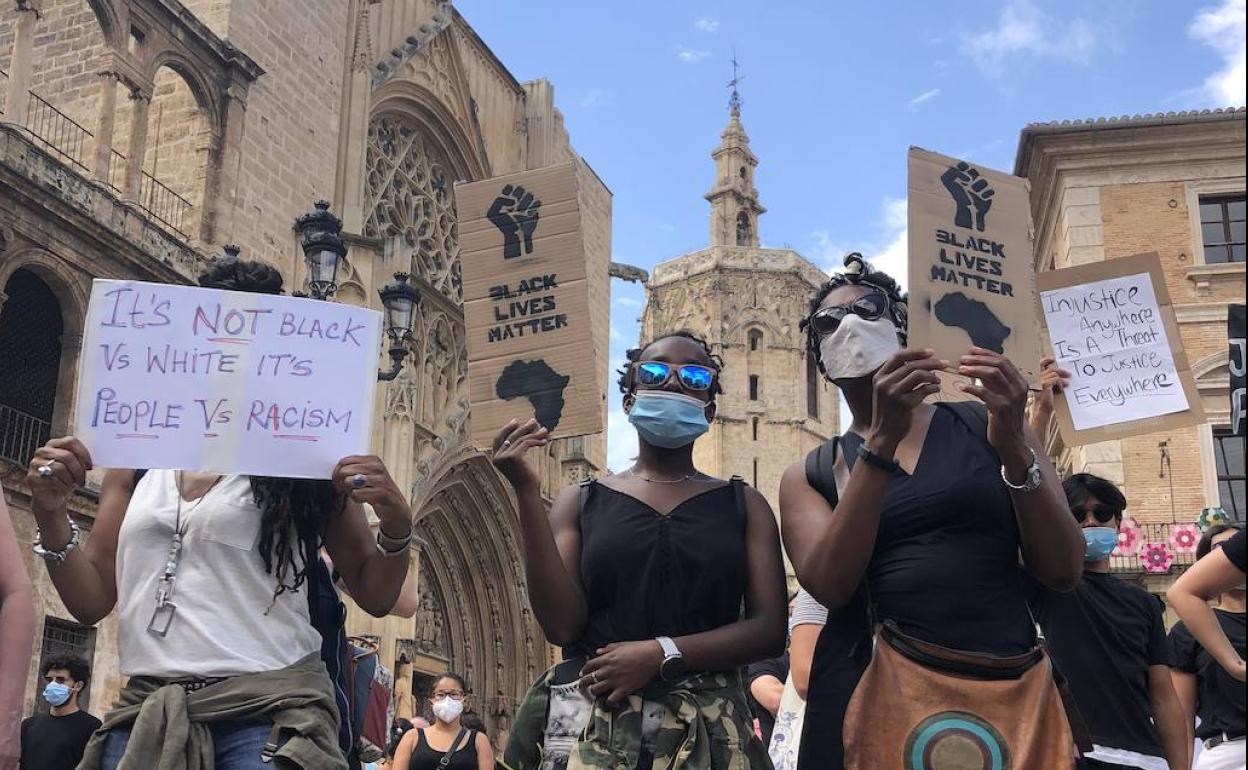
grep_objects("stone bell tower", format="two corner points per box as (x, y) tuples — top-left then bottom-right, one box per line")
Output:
(641, 74), (837, 578)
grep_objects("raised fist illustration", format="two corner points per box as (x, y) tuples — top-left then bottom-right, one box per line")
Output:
(487, 184), (542, 259)
(941, 161), (995, 232)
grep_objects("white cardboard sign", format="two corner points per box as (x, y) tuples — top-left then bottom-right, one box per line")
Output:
(73, 279), (382, 478)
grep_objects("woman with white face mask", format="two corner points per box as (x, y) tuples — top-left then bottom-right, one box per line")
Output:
(492, 331), (787, 770)
(391, 673), (492, 770)
(779, 253), (1085, 770)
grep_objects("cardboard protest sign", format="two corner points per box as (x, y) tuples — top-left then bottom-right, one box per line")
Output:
(1036, 252), (1203, 445)
(74, 279), (382, 478)
(1231, 304), (1245, 436)
(907, 148), (1042, 394)
(455, 162), (602, 448)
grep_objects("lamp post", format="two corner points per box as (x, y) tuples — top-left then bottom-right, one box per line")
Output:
(294, 200), (419, 381)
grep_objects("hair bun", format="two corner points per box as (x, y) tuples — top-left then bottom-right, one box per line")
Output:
(843, 252), (868, 275)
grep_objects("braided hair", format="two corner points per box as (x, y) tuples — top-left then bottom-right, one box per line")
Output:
(801, 252), (908, 376)
(197, 254), (343, 600)
(616, 330), (724, 401)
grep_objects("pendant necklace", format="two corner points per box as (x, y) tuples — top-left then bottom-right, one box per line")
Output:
(626, 467), (699, 484)
(147, 471), (223, 637)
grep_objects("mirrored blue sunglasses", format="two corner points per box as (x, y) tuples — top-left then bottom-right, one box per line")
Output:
(635, 361), (716, 391)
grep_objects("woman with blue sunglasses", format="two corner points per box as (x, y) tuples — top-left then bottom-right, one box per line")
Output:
(493, 331), (787, 770)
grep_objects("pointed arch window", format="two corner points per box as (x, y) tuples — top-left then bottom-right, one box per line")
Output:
(736, 211), (752, 246)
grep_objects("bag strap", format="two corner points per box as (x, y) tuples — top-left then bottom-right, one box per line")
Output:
(803, 436), (841, 505)
(578, 478), (593, 514)
(730, 475), (747, 520)
(439, 727), (471, 767)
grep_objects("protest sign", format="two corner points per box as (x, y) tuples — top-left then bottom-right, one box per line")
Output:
(1231, 304), (1245, 436)
(907, 148), (1042, 394)
(74, 279), (382, 478)
(455, 162), (602, 449)
(1036, 252), (1203, 445)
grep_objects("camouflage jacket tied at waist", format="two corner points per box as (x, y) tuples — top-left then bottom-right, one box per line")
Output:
(503, 665), (773, 770)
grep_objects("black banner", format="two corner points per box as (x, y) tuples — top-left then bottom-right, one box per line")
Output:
(1232, 304), (1245, 436)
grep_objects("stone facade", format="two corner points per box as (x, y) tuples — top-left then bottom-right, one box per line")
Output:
(0, 0), (611, 745)
(641, 104), (837, 579)
(1017, 107), (1246, 593)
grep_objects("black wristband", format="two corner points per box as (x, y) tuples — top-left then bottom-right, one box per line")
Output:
(857, 443), (901, 474)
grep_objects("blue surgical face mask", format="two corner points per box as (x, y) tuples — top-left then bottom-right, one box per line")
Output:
(1082, 527), (1119, 562)
(627, 391), (710, 449)
(43, 681), (72, 707)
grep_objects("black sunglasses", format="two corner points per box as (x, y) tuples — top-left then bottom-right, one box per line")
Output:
(1071, 505), (1120, 524)
(808, 291), (890, 336)
(635, 361), (716, 391)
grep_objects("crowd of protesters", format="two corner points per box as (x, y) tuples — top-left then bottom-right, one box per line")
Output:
(0, 252), (1243, 770)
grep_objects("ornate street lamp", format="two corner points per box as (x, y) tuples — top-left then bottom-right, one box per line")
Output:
(293, 201), (420, 381)
(377, 272), (419, 382)
(295, 200), (346, 301)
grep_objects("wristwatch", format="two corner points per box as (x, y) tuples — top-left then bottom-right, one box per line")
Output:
(656, 636), (687, 681)
(1000, 447), (1043, 493)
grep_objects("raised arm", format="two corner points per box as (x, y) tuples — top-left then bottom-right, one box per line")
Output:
(27, 437), (130, 625)
(491, 419), (587, 644)
(1167, 543), (1247, 681)
(325, 455), (413, 618)
(0, 493), (35, 770)
(959, 348), (1082, 592)
(780, 349), (943, 609)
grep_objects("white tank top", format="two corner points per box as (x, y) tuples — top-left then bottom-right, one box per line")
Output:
(116, 470), (322, 678)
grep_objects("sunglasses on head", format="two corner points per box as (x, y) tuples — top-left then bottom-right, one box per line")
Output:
(635, 361), (716, 391)
(808, 291), (890, 336)
(1072, 505), (1120, 524)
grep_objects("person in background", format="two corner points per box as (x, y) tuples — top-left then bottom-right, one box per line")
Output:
(1169, 528), (1248, 683)
(1030, 474), (1189, 770)
(390, 673), (493, 770)
(787, 588), (827, 700)
(495, 331), (786, 770)
(1027, 355), (1072, 438)
(19, 656), (101, 770)
(1169, 524), (1245, 770)
(25, 257), (415, 770)
(746, 651), (788, 746)
(0, 493), (35, 770)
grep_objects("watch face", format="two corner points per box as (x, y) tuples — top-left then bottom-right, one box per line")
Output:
(660, 656), (687, 681)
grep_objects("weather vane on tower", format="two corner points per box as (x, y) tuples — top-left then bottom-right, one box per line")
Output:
(728, 49), (744, 115)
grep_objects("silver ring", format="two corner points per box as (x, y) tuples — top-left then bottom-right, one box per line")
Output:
(502, 440), (512, 448)
(350, 473), (368, 489)
(591, 671), (600, 684)
(37, 462), (56, 477)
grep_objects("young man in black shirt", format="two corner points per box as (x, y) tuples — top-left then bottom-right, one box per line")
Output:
(1030, 474), (1190, 770)
(19, 656), (101, 770)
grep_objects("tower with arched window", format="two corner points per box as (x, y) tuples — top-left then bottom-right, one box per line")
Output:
(641, 92), (837, 581)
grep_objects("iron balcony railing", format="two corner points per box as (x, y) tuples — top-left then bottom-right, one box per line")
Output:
(0, 402), (51, 468)
(12, 88), (193, 239)
(1109, 520), (1204, 576)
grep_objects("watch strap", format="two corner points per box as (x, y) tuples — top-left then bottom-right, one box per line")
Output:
(1000, 447), (1041, 492)
(656, 636), (681, 660)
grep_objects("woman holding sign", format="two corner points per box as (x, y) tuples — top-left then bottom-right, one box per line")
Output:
(494, 331), (787, 770)
(779, 253), (1085, 770)
(24, 257), (413, 770)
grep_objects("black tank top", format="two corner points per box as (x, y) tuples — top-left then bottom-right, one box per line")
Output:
(564, 479), (748, 660)
(408, 728), (477, 770)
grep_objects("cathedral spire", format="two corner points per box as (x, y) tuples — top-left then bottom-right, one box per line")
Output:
(705, 54), (765, 248)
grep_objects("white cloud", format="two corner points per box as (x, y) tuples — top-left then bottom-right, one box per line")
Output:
(908, 88), (942, 108)
(965, 0), (1098, 71)
(610, 324), (626, 343)
(676, 45), (712, 63)
(1188, 0), (1247, 105)
(605, 408), (638, 474)
(808, 197), (908, 291)
(694, 17), (720, 33)
(613, 296), (642, 308)
(579, 88), (609, 109)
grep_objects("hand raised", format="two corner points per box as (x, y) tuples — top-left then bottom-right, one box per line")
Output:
(490, 419), (549, 493)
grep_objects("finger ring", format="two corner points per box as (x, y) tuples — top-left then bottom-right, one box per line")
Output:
(502, 440), (512, 448)
(37, 463), (56, 477)
(591, 671), (600, 684)
(350, 473), (368, 489)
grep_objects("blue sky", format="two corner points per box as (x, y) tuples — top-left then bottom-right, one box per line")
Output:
(455, 0), (1246, 472)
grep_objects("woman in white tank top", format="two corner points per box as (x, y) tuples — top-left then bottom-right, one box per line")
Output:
(24, 258), (415, 770)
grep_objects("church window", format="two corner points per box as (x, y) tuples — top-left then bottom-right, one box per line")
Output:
(1199, 195), (1245, 263)
(0, 269), (62, 465)
(748, 328), (763, 351)
(736, 212), (752, 246)
(1214, 427), (1245, 521)
(752, 417), (759, 441)
(806, 351), (820, 419)
(739, 167), (748, 179)
(749, 375), (760, 401)
(753, 458), (759, 488)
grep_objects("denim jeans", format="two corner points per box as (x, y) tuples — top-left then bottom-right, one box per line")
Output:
(101, 719), (280, 770)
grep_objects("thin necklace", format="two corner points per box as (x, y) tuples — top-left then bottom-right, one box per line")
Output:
(626, 467), (699, 484)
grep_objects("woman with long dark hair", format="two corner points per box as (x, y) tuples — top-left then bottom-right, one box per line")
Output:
(495, 331), (787, 770)
(779, 253), (1084, 770)
(25, 257), (414, 770)
(391, 672), (493, 770)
